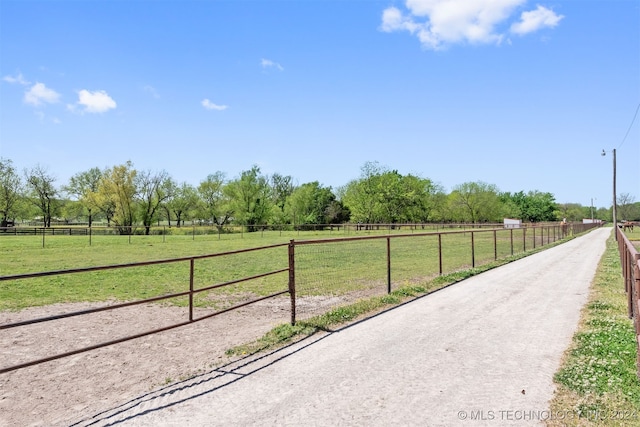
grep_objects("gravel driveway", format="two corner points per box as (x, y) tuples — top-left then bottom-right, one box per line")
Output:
(76, 227), (610, 427)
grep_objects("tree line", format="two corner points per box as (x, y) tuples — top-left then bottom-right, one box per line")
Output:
(0, 158), (635, 234)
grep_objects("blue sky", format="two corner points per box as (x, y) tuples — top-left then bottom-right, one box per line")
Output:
(1, 0), (638, 209)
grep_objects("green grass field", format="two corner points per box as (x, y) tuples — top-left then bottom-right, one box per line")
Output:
(0, 226), (557, 311)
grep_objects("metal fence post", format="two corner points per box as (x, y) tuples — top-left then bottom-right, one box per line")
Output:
(438, 233), (443, 275)
(189, 258), (195, 322)
(626, 249), (632, 318)
(471, 231), (475, 268)
(510, 228), (514, 256)
(288, 240), (296, 326)
(387, 237), (391, 294)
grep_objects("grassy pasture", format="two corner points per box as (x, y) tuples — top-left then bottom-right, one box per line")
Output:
(0, 227), (558, 311)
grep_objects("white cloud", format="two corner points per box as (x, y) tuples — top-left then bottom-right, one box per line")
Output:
(3, 73), (30, 85)
(24, 82), (60, 106)
(76, 89), (117, 113)
(510, 5), (564, 35)
(261, 58), (284, 71)
(380, 0), (562, 50)
(201, 99), (228, 111)
(381, 7), (422, 33)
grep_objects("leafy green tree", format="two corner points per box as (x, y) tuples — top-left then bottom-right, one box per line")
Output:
(376, 171), (440, 224)
(284, 181), (335, 226)
(86, 181), (116, 226)
(557, 203), (584, 222)
(448, 181), (502, 223)
(136, 169), (172, 235)
(165, 181), (199, 227)
(428, 191), (450, 223)
(627, 203), (640, 221)
(376, 170), (406, 223)
(95, 162), (137, 234)
(524, 191), (557, 222)
(502, 190), (558, 222)
(57, 199), (79, 223)
(341, 162), (442, 225)
(341, 161), (386, 224)
(197, 172), (233, 230)
(595, 207), (610, 222)
(24, 164), (59, 227)
(617, 193), (637, 222)
(64, 167), (103, 226)
(224, 165), (273, 230)
(324, 199), (350, 224)
(270, 173), (295, 225)
(400, 174), (442, 223)
(271, 173), (295, 210)
(0, 158), (23, 226)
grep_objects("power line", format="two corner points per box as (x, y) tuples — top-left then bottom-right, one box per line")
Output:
(617, 102), (640, 150)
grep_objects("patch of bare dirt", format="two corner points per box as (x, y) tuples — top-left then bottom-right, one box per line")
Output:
(0, 294), (352, 427)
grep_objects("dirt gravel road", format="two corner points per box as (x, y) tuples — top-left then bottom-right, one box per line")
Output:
(78, 227), (609, 427)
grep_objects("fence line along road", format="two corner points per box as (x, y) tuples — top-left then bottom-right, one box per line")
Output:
(1, 223), (593, 375)
(82, 227), (611, 427)
(616, 226), (640, 378)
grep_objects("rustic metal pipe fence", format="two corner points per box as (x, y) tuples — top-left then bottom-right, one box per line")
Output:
(616, 226), (640, 378)
(0, 243), (290, 374)
(0, 221), (569, 248)
(1, 222), (599, 374)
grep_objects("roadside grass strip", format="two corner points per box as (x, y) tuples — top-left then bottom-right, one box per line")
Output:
(549, 234), (640, 427)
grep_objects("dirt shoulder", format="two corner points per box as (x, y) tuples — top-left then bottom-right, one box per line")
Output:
(0, 297), (299, 427)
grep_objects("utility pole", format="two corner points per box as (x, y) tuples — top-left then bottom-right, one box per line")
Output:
(602, 148), (618, 240)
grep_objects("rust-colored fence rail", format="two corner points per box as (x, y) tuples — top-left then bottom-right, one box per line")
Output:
(0, 221), (565, 246)
(0, 243), (290, 374)
(290, 222), (598, 321)
(1, 222), (599, 374)
(616, 227), (640, 378)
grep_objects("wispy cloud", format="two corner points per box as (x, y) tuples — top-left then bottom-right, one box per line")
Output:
(24, 82), (60, 106)
(143, 85), (160, 99)
(380, 0), (563, 50)
(3, 73), (30, 85)
(34, 110), (62, 125)
(201, 99), (228, 111)
(74, 89), (117, 113)
(261, 58), (284, 71)
(510, 5), (564, 35)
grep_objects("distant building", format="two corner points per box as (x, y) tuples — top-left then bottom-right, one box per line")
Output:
(582, 219), (603, 224)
